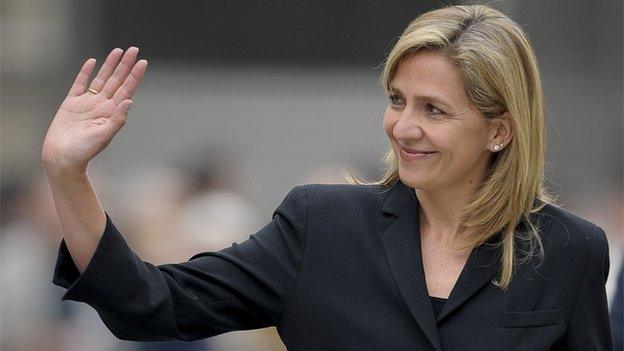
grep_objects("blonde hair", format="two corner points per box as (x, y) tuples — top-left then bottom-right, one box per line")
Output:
(346, 4), (556, 290)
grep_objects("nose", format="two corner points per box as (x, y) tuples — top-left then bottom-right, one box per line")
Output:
(393, 109), (425, 141)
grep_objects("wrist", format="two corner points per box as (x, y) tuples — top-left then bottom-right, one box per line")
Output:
(42, 159), (88, 179)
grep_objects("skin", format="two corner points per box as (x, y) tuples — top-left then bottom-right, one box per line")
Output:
(383, 51), (513, 298)
(382, 50), (513, 297)
(42, 47), (148, 173)
(41, 47), (148, 272)
(41, 46), (512, 294)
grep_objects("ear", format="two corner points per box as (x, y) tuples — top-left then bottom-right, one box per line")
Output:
(486, 111), (513, 152)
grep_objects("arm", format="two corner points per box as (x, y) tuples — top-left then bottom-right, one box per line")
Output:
(42, 47), (147, 272)
(52, 185), (308, 342)
(44, 47), (309, 342)
(559, 227), (613, 350)
(44, 168), (106, 273)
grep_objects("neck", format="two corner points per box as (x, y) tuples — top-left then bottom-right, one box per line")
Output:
(414, 178), (483, 245)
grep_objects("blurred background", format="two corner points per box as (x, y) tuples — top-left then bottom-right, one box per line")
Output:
(1, 0), (622, 350)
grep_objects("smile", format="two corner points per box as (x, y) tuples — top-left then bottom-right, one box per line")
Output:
(399, 147), (437, 161)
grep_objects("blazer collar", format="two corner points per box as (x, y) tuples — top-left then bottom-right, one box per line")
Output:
(381, 179), (416, 217)
(380, 181), (501, 351)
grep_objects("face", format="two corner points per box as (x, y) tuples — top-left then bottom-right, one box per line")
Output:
(383, 50), (500, 192)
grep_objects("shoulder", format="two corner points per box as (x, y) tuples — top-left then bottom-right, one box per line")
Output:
(536, 203), (606, 245)
(276, 183), (391, 223)
(284, 183), (390, 207)
(532, 202), (608, 266)
(302, 183), (389, 202)
(507, 203), (610, 294)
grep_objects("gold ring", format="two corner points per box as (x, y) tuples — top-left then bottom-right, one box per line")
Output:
(87, 88), (100, 94)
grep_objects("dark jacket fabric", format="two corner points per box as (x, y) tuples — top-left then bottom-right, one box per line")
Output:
(52, 181), (613, 350)
(610, 258), (623, 350)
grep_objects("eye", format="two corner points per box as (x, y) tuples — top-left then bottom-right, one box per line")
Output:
(424, 103), (444, 116)
(388, 94), (405, 107)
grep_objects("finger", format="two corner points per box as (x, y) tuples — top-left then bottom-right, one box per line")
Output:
(68, 58), (97, 97)
(114, 99), (133, 120)
(100, 47), (139, 99)
(110, 99), (133, 131)
(88, 48), (124, 93)
(112, 60), (148, 105)
(99, 99), (133, 146)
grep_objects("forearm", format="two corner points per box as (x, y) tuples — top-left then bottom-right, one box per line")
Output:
(44, 164), (106, 273)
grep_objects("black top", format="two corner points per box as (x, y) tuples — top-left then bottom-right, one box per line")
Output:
(430, 296), (447, 320)
(51, 182), (613, 350)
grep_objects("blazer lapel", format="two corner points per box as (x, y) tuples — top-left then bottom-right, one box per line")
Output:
(380, 181), (503, 347)
(381, 181), (442, 351)
(435, 233), (501, 323)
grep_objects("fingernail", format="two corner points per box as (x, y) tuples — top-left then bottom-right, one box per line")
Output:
(125, 102), (133, 112)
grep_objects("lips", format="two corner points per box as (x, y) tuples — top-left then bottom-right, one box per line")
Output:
(400, 146), (436, 154)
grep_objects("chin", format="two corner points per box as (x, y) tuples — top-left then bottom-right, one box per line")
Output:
(398, 171), (434, 191)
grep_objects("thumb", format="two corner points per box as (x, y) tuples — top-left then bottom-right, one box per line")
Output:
(116, 99), (133, 114)
(107, 99), (133, 137)
(112, 99), (133, 124)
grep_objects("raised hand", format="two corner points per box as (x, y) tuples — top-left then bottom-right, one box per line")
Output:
(42, 47), (148, 174)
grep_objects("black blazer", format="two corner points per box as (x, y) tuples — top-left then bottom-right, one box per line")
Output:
(52, 181), (613, 350)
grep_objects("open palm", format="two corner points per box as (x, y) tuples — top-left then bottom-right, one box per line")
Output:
(42, 47), (148, 173)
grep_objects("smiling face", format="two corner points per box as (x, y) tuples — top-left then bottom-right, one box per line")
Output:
(383, 50), (498, 192)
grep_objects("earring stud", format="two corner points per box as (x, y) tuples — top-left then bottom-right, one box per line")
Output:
(492, 144), (501, 151)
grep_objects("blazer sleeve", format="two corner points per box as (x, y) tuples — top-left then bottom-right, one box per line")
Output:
(51, 185), (308, 342)
(560, 227), (613, 350)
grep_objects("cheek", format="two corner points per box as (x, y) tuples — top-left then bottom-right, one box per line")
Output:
(441, 134), (471, 160)
(444, 126), (488, 165)
(382, 108), (397, 139)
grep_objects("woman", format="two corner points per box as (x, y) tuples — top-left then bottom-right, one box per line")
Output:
(42, 4), (612, 350)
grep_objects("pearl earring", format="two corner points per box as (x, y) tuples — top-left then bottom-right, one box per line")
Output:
(492, 144), (501, 151)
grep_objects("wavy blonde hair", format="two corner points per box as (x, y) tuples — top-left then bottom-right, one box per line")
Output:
(346, 4), (556, 290)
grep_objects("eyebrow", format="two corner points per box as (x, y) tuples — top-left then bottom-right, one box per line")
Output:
(388, 86), (454, 110)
